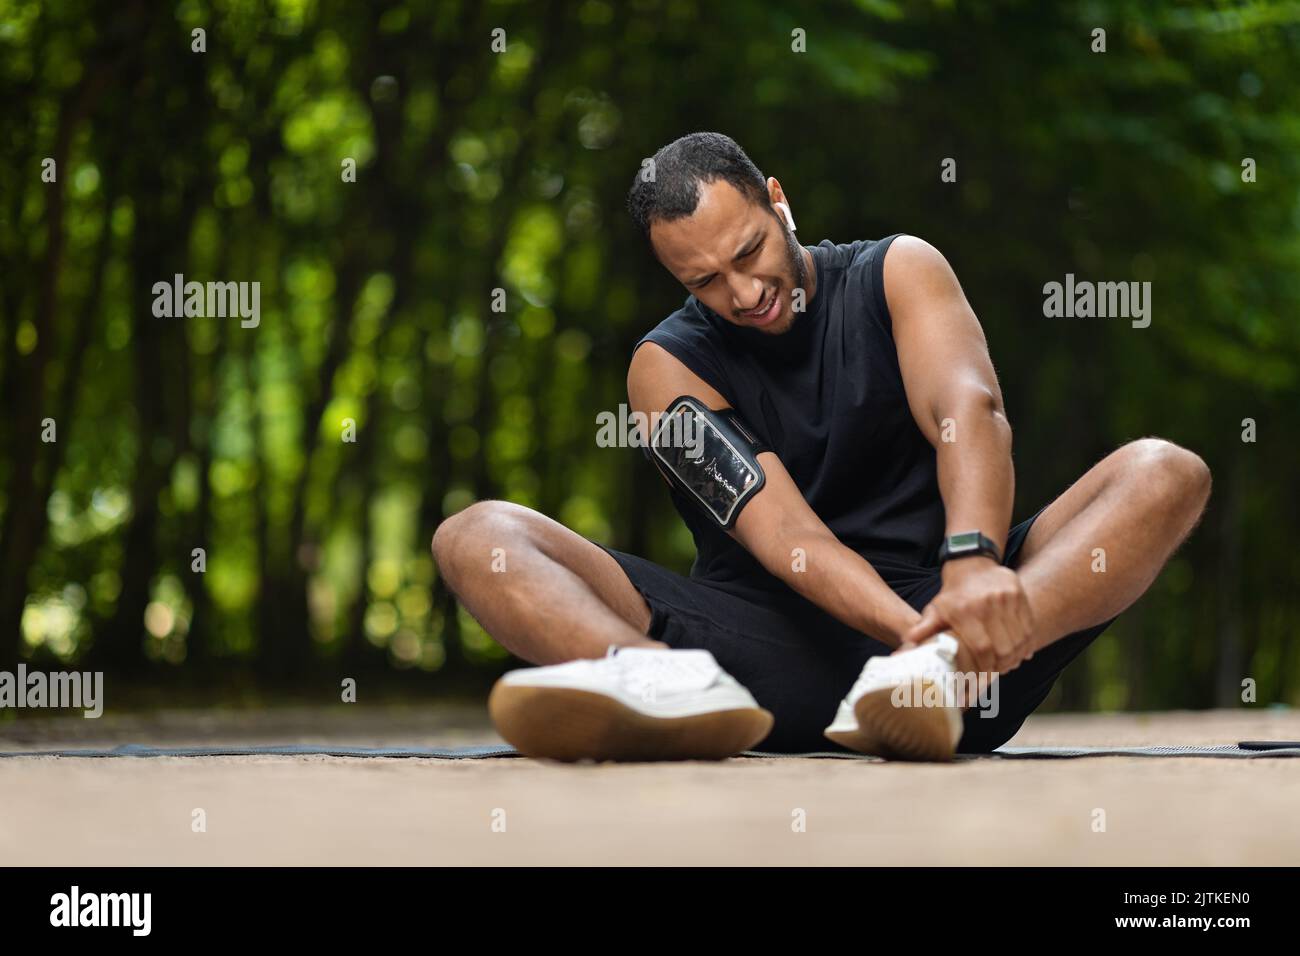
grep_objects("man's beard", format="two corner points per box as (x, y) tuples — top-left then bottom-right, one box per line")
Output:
(760, 225), (809, 335)
(784, 225), (809, 293)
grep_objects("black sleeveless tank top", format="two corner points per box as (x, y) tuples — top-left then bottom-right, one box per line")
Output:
(634, 234), (945, 610)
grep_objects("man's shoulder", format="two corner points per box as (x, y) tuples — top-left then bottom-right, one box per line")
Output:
(638, 294), (721, 351)
(816, 235), (908, 277)
(632, 297), (733, 398)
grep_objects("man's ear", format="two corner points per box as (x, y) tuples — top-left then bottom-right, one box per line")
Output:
(766, 178), (797, 232)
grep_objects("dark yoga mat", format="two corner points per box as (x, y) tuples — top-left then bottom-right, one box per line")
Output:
(2, 742), (1299, 759)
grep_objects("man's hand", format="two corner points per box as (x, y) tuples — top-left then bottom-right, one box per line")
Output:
(898, 557), (1037, 678)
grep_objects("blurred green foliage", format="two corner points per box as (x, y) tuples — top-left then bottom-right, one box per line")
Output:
(0, 0), (1296, 710)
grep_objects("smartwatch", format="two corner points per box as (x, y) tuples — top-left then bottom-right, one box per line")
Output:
(938, 530), (1002, 565)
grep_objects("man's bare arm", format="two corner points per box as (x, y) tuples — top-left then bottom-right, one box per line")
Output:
(628, 342), (920, 647)
(885, 235), (1014, 553)
(884, 236), (1035, 672)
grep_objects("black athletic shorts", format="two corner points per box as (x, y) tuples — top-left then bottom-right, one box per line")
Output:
(596, 507), (1118, 754)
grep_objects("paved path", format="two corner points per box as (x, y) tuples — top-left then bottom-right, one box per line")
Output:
(1, 708), (1296, 864)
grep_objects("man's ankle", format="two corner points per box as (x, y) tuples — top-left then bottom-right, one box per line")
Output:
(620, 637), (669, 651)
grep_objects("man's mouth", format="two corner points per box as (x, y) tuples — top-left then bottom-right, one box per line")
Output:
(741, 287), (782, 326)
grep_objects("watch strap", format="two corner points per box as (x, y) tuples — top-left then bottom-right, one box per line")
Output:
(938, 530), (1002, 565)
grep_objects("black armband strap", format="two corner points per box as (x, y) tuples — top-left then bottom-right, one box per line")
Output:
(647, 396), (768, 530)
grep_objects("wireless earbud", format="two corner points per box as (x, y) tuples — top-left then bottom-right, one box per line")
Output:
(774, 201), (797, 233)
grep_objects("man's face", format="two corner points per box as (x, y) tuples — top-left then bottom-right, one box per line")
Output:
(650, 180), (810, 335)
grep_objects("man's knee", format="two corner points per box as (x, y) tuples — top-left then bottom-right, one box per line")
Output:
(1122, 437), (1212, 520)
(431, 500), (535, 588)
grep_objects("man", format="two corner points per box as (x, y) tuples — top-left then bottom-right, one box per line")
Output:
(431, 132), (1211, 762)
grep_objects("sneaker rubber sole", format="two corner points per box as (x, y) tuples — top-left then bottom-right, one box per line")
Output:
(488, 682), (774, 762)
(823, 679), (962, 762)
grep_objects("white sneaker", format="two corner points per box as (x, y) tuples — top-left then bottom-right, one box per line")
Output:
(823, 633), (965, 761)
(488, 646), (774, 762)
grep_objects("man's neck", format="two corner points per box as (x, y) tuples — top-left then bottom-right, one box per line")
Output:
(801, 245), (817, 301)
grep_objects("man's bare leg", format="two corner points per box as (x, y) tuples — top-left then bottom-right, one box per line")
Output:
(431, 500), (665, 665)
(883, 437), (1210, 738)
(434, 501), (774, 761)
(1004, 437), (1211, 663)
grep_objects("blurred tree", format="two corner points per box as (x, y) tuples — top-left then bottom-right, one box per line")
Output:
(0, 0), (1295, 709)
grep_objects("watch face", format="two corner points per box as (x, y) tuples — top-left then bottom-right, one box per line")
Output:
(948, 532), (981, 552)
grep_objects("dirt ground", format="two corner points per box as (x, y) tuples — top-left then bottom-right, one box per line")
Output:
(1, 707), (1297, 865)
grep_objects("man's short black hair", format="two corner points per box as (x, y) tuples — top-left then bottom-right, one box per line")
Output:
(626, 132), (771, 242)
